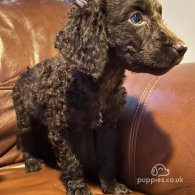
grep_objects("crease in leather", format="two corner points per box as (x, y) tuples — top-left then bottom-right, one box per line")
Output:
(0, 10), (14, 29)
(128, 76), (160, 187)
(0, 36), (4, 63)
(22, 15), (40, 66)
(0, 75), (18, 89)
(0, 135), (16, 157)
(0, 91), (14, 115)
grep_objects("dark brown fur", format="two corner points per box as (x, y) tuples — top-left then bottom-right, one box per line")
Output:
(12, 0), (186, 194)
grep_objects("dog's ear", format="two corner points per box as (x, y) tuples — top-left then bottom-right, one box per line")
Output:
(55, 0), (108, 79)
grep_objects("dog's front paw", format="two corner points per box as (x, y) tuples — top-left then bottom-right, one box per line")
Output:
(102, 182), (132, 194)
(25, 157), (42, 173)
(67, 180), (92, 195)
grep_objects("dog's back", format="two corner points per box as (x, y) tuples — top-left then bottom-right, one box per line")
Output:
(13, 56), (65, 111)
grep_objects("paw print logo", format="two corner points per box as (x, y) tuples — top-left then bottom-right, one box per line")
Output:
(151, 164), (170, 177)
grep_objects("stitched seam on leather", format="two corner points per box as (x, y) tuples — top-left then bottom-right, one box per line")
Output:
(127, 77), (159, 187)
(132, 78), (159, 186)
(128, 78), (156, 186)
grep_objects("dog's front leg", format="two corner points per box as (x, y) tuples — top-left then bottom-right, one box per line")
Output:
(96, 122), (132, 194)
(47, 113), (92, 195)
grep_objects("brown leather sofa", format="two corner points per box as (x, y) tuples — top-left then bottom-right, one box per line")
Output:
(0, 1), (194, 194)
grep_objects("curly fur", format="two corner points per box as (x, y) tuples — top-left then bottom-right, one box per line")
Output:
(12, 0), (186, 194)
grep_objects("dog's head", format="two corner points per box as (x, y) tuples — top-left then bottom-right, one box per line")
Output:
(56, 0), (187, 78)
(106, 0), (187, 75)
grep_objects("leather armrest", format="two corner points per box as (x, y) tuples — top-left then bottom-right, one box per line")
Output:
(118, 64), (195, 194)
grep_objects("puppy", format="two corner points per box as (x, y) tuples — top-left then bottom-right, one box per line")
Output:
(13, 0), (187, 194)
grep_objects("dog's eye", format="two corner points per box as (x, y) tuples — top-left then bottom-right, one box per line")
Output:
(129, 13), (143, 24)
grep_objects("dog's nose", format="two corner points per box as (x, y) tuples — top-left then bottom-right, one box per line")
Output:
(173, 43), (187, 57)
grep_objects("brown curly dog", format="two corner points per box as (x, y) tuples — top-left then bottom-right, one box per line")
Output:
(12, 0), (187, 194)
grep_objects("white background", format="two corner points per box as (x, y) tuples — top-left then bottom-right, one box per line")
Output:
(160, 0), (195, 63)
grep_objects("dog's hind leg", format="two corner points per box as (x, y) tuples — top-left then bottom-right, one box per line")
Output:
(13, 90), (43, 173)
(16, 113), (43, 173)
(15, 109), (43, 172)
